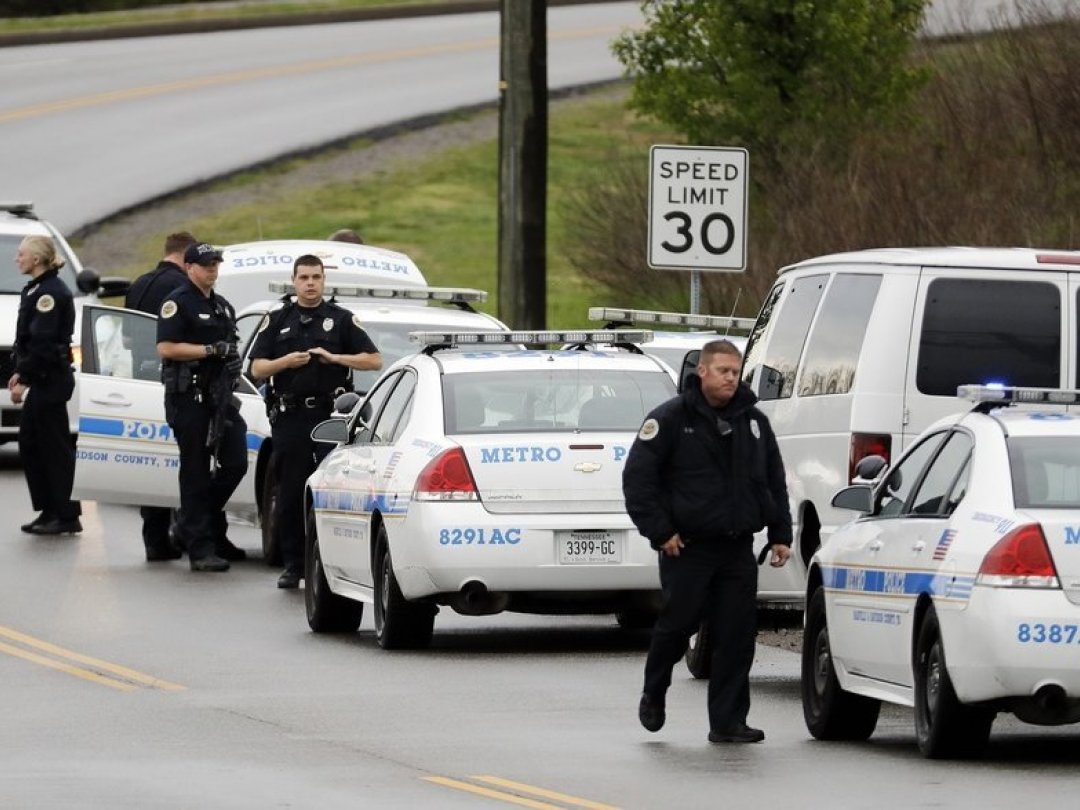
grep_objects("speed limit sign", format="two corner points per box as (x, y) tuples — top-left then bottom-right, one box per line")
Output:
(648, 145), (748, 272)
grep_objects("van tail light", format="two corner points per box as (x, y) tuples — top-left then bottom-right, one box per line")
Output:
(414, 447), (479, 502)
(976, 523), (1060, 589)
(849, 433), (891, 482)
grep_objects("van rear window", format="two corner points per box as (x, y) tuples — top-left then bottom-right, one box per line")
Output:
(917, 279), (1060, 396)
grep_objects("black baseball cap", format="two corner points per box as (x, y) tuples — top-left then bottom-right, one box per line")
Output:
(184, 242), (224, 265)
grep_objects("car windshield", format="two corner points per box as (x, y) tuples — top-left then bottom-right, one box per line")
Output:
(1008, 436), (1080, 508)
(443, 368), (675, 434)
(0, 234), (81, 295)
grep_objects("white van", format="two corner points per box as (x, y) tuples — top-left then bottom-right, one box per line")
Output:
(741, 246), (1080, 604)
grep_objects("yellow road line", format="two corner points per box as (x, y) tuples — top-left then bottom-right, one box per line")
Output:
(0, 24), (623, 125)
(472, 776), (620, 810)
(424, 776), (566, 810)
(0, 639), (135, 692)
(0, 625), (185, 691)
(424, 776), (621, 810)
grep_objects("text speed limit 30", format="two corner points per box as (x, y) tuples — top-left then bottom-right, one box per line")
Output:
(648, 145), (748, 272)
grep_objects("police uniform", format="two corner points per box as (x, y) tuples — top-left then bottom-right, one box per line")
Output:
(622, 376), (791, 738)
(15, 266), (81, 534)
(157, 279), (248, 568)
(126, 259), (189, 559)
(249, 298), (378, 580)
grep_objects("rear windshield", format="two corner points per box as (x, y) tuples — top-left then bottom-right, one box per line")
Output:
(0, 233), (82, 295)
(1008, 436), (1080, 509)
(443, 369), (676, 434)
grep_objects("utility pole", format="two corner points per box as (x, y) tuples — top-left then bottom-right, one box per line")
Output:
(497, 0), (547, 329)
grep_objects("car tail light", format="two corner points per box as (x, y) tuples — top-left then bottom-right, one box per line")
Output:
(414, 447), (479, 501)
(849, 432), (891, 482)
(976, 523), (1060, 589)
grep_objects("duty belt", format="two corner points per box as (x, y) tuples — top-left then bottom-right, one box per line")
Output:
(278, 393), (334, 410)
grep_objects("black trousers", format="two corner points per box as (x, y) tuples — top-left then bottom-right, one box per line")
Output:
(19, 388), (80, 521)
(165, 394), (248, 560)
(270, 407), (331, 572)
(140, 506), (174, 551)
(643, 538), (758, 732)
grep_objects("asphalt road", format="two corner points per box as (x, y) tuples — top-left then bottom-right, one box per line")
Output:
(3, 449), (1080, 808)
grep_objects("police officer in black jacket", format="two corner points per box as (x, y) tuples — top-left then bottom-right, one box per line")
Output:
(622, 339), (792, 744)
(249, 254), (381, 589)
(125, 231), (197, 562)
(10, 235), (82, 535)
(156, 242), (248, 572)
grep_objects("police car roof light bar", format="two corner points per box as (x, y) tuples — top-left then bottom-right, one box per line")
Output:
(588, 306), (755, 333)
(268, 281), (487, 304)
(410, 329), (654, 349)
(0, 201), (37, 219)
(957, 384), (1080, 408)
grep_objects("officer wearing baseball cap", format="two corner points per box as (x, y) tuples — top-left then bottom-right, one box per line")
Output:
(157, 242), (248, 572)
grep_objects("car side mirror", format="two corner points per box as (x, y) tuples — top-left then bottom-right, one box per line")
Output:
(678, 350), (701, 393)
(750, 364), (783, 401)
(76, 269), (100, 294)
(311, 418), (349, 445)
(831, 484), (874, 513)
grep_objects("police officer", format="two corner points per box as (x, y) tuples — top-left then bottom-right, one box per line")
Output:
(249, 254), (381, 589)
(622, 339), (792, 744)
(10, 236), (82, 535)
(126, 231), (197, 562)
(156, 242), (248, 572)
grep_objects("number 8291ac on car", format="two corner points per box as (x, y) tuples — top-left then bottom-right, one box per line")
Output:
(803, 384), (1080, 758)
(302, 329), (677, 649)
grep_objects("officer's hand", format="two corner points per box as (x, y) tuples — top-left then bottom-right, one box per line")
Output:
(9, 382), (25, 405)
(308, 347), (336, 364)
(769, 544), (791, 567)
(206, 341), (232, 358)
(225, 356), (244, 377)
(660, 534), (685, 557)
(284, 351), (311, 369)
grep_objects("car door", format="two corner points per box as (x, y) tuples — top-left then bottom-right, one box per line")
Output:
(825, 430), (949, 681)
(316, 370), (408, 586)
(73, 305), (180, 506)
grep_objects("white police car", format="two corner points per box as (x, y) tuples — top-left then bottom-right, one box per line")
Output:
(72, 283), (509, 565)
(803, 384), (1080, 758)
(302, 329), (677, 648)
(0, 202), (130, 444)
(587, 307), (751, 380)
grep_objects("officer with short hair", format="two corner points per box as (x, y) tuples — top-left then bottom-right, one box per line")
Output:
(126, 230), (197, 562)
(249, 254), (381, 589)
(157, 242), (249, 572)
(10, 235), (82, 535)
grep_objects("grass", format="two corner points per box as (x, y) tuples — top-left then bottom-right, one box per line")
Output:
(0, 0), (466, 34)
(110, 89), (676, 328)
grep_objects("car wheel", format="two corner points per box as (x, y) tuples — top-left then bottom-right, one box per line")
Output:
(914, 608), (994, 759)
(801, 588), (880, 740)
(373, 524), (435, 650)
(261, 462), (282, 567)
(305, 508), (363, 633)
(684, 620), (711, 680)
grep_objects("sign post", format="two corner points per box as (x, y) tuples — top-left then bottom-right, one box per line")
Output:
(648, 145), (749, 313)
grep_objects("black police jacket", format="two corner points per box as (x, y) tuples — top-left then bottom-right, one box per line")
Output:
(156, 279), (239, 390)
(621, 376), (792, 550)
(14, 267), (75, 403)
(125, 260), (188, 314)
(248, 298), (378, 399)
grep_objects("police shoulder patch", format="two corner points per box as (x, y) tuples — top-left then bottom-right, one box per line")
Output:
(36, 294), (55, 313)
(160, 300), (178, 319)
(638, 418), (660, 441)
(351, 314), (364, 328)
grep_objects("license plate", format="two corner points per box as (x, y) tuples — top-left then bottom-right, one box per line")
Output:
(559, 530), (621, 564)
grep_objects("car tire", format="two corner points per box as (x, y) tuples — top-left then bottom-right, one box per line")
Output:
(914, 608), (994, 759)
(373, 524), (435, 650)
(684, 620), (711, 680)
(261, 462), (282, 567)
(801, 588), (880, 740)
(305, 508), (363, 633)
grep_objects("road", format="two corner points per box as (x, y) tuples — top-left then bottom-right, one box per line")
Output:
(2, 451), (1080, 808)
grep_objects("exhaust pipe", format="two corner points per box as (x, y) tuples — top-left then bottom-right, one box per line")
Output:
(451, 580), (509, 616)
